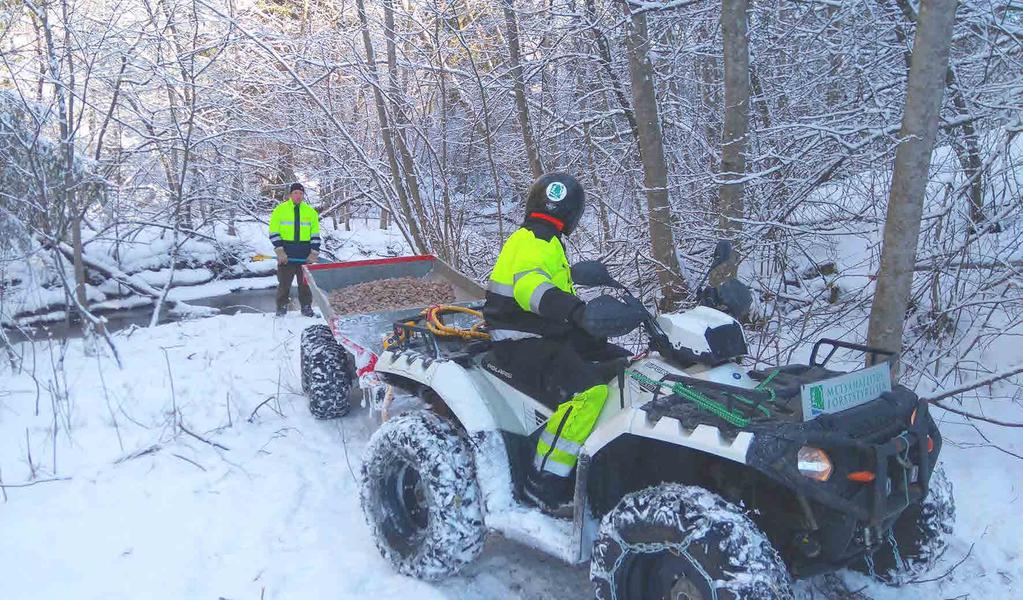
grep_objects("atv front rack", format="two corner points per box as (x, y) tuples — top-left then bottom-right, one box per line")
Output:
(810, 338), (896, 368)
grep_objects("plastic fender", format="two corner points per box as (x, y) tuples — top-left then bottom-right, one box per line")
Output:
(582, 407), (754, 466)
(686, 362), (759, 389)
(374, 351), (498, 433)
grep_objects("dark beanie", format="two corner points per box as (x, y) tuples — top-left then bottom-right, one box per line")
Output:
(289, 182), (305, 193)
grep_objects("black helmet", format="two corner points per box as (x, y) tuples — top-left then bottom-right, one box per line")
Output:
(525, 172), (586, 235)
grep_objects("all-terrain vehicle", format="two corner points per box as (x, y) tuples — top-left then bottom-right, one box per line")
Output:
(313, 245), (954, 598)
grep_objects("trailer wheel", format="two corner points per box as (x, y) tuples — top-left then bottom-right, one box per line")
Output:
(300, 325), (352, 419)
(860, 464), (955, 585)
(591, 484), (793, 600)
(360, 411), (485, 580)
(301, 325), (332, 394)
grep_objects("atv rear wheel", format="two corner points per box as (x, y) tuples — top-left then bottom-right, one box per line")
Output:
(300, 324), (352, 418)
(862, 464), (955, 584)
(591, 484), (793, 600)
(360, 411), (485, 580)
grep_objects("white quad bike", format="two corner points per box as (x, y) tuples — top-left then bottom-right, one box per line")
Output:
(358, 243), (954, 599)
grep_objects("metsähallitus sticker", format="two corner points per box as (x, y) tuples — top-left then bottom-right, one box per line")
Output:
(800, 363), (892, 421)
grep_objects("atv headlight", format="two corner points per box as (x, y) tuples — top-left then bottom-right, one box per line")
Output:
(797, 446), (833, 482)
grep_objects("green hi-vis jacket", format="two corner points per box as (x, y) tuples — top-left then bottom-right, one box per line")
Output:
(482, 217), (584, 338)
(269, 201), (320, 260)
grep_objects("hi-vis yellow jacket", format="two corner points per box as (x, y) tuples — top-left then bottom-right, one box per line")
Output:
(482, 217), (583, 338)
(269, 201), (320, 260)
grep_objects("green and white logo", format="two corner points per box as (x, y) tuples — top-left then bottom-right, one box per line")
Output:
(810, 386), (825, 411)
(546, 182), (567, 202)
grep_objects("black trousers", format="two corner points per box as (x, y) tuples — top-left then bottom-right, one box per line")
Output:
(276, 262), (312, 310)
(488, 333), (625, 409)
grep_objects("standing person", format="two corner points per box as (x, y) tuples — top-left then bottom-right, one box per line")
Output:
(269, 182), (321, 317)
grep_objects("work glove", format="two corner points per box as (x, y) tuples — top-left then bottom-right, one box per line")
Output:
(308, 250), (319, 264)
(274, 247), (287, 266)
(571, 295), (645, 338)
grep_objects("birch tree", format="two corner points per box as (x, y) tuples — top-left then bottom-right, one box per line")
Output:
(866, 0), (960, 368)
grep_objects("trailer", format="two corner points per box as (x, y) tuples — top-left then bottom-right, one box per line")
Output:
(298, 255), (485, 418)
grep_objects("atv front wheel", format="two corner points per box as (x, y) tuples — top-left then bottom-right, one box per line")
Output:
(591, 484), (793, 600)
(300, 324), (352, 418)
(862, 464), (955, 584)
(360, 411), (486, 580)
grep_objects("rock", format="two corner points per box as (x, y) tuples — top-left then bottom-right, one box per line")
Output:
(328, 277), (455, 315)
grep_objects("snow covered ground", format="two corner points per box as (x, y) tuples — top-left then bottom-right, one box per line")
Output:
(1, 311), (1020, 599)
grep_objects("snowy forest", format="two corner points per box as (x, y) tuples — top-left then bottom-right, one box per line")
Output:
(1, 0), (1022, 598)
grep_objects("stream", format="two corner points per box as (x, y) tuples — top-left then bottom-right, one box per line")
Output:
(4, 287), (281, 343)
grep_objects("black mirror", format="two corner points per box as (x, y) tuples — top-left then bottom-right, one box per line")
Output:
(717, 278), (752, 317)
(572, 260), (620, 288)
(711, 240), (733, 270)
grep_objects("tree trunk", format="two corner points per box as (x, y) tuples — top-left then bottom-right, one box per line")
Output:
(382, 0), (432, 244)
(36, 3), (88, 315)
(717, 0), (751, 282)
(620, 1), (684, 308)
(585, 0), (639, 144)
(71, 216), (87, 309)
(354, 0), (427, 251)
(866, 0), (959, 373)
(502, 0), (544, 178)
(886, 0), (987, 228)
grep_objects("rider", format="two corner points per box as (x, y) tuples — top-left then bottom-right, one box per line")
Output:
(484, 172), (622, 510)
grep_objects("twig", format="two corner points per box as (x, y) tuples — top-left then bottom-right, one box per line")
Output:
(179, 420), (231, 451)
(931, 400), (1023, 427)
(909, 542), (974, 584)
(248, 395), (283, 422)
(922, 363), (1023, 403)
(25, 428), (37, 480)
(0, 476), (71, 489)
(97, 352), (123, 452)
(922, 363), (1023, 427)
(115, 444), (162, 463)
(172, 453), (207, 472)
(335, 420), (358, 484)
(161, 347), (178, 435)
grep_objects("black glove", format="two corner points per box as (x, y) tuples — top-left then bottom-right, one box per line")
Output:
(571, 295), (645, 338)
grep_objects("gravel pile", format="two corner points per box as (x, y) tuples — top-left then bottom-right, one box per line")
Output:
(328, 277), (456, 315)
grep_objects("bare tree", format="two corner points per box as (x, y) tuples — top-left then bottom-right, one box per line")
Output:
(866, 0), (960, 370)
(354, 0), (428, 253)
(502, 0), (544, 178)
(620, 0), (684, 307)
(716, 0), (750, 281)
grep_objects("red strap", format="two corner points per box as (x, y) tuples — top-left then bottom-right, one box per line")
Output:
(528, 212), (564, 232)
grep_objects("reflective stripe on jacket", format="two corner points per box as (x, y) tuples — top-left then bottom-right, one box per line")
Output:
(482, 218), (583, 336)
(269, 201), (320, 260)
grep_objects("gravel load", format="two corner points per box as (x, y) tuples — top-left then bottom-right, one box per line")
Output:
(328, 277), (456, 315)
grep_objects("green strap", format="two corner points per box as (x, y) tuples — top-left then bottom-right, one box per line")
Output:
(756, 368), (781, 390)
(750, 368), (781, 407)
(728, 393), (773, 417)
(627, 370), (751, 428)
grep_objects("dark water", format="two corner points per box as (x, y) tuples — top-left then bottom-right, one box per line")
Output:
(4, 288), (280, 343)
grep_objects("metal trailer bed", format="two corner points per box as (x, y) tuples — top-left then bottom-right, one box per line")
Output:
(302, 255), (485, 395)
